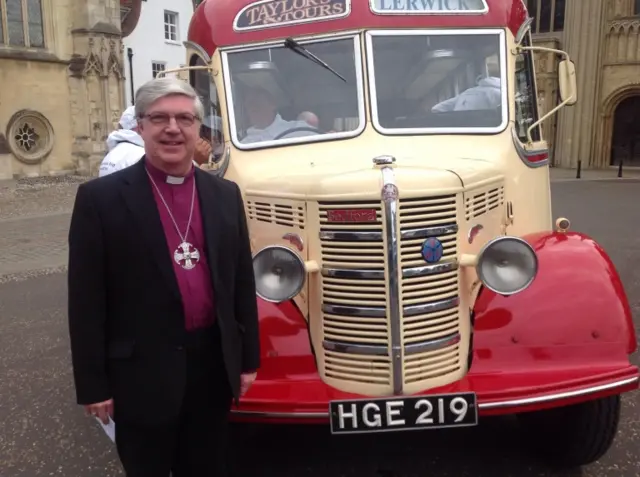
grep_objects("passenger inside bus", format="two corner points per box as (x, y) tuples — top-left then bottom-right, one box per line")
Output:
(240, 87), (320, 143)
(430, 62), (501, 113)
(369, 32), (505, 130)
(225, 36), (361, 146)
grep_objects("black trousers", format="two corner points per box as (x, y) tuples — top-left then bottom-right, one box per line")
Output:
(115, 325), (233, 477)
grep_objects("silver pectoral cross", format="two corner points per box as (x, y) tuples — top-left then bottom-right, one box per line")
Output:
(174, 241), (200, 270)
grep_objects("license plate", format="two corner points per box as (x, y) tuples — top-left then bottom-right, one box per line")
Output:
(329, 392), (478, 434)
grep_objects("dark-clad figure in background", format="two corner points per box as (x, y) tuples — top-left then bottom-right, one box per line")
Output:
(67, 77), (260, 476)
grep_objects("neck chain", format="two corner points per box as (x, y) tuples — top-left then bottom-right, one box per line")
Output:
(146, 169), (200, 270)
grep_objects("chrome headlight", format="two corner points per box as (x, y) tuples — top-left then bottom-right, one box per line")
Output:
(253, 245), (306, 303)
(476, 236), (538, 295)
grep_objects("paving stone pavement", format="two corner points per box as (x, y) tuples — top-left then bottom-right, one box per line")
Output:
(0, 212), (71, 278)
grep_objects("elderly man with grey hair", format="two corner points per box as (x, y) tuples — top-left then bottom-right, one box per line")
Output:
(67, 77), (259, 476)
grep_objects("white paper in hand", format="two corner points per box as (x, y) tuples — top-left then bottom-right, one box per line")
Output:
(95, 415), (116, 443)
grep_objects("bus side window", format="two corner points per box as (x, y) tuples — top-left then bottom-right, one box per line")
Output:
(189, 53), (224, 165)
(514, 33), (541, 143)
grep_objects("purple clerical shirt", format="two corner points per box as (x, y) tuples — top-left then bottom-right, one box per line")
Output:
(145, 158), (215, 330)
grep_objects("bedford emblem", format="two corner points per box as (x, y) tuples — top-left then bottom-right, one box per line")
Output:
(327, 209), (377, 223)
(421, 237), (444, 264)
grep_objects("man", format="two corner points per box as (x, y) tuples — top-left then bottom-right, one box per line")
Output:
(99, 106), (145, 177)
(240, 87), (315, 143)
(431, 62), (502, 113)
(67, 77), (260, 476)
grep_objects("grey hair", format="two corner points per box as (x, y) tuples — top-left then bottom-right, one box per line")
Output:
(134, 77), (205, 120)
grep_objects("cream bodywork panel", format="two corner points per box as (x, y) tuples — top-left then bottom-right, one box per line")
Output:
(202, 31), (555, 396)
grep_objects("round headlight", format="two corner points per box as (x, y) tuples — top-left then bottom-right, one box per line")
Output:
(253, 246), (306, 303)
(476, 236), (538, 295)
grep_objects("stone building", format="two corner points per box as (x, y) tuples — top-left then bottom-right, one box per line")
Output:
(0, 0), (133, 179)
(530, 0), (640, 169)
(1, 0), (638, 178)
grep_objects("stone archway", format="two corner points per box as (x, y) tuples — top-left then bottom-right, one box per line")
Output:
(611, 96), (640, 167)
(594, 84), (640, 169)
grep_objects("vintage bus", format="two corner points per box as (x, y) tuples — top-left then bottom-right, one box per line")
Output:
(163, 0), (639, 467)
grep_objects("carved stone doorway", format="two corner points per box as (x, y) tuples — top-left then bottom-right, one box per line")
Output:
(610, 95), (640, 167)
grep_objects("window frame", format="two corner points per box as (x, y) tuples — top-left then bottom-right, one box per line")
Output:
(163, 10), (178, 43)
(527, 0), (565, 33)
(189, 52), (225, 164)
(220, 32), (367, 152)
(0, 0), (45, 48)
(513, 31), (542, 144)
(365, 28), (509, 136)
(151, 61), (166, 78)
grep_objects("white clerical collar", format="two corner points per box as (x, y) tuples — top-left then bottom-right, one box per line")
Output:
(166, 175), (185, 184)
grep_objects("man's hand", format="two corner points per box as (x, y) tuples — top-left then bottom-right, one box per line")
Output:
(84, 398), (114, 424)
(240, 372), (257, 397)
(194, 137), (213, 165)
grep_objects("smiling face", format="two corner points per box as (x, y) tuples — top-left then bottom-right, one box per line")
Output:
(137, 94), (201, 175)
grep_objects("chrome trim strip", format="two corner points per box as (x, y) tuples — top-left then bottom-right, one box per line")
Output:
(404, 333), (461, 355)
(403, 261), (458, 278)
(323, 340), (388, 356)
(322, 268), (385, 280)
(511, 127), (550, 169)
(373, 155), (396, 165)
(322, 303), (386, 318)
(231, 410), (329, 418)
(401, 224), (458, 240)
(322, 297), (458, 319)
(319, 230), (383, 241)
(515, 16), (535, 45)
(207, 144), (231, 178)
(183, 40), (211, 63)
(381, 165), (403, 395)
(478, 377), (640, 409)
(404, 297), (460, 318)
(229, 376), (639, 419)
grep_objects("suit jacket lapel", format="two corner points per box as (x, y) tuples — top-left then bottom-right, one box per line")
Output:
(120, 159), (181, 302)
(194, 170), (222, 295)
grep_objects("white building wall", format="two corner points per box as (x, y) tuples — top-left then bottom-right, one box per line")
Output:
(123, 0), (194, 106)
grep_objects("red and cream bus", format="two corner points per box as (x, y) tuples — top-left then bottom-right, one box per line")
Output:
(163, 0), (639, 467)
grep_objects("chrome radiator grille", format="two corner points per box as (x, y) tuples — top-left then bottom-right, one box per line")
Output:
(398, 196), (461, 385)
(319, 201), (391, 385)
(318, 193), (462, 393)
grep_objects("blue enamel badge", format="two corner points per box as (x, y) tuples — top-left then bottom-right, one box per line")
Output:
(421, 237), (444, 264)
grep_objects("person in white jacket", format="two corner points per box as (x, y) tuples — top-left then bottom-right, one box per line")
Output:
(98, 106), (145, 177)
(431, 76), (501, 113)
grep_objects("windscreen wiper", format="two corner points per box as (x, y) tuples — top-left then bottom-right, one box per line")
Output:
(284, 37), (347, 83)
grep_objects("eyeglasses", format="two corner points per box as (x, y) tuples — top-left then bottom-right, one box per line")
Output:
(143, 112), (200, 127)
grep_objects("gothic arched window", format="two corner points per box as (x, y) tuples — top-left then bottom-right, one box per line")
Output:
(0, 0), (44, 47)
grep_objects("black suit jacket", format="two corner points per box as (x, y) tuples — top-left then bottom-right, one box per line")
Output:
(67, 158), (259, 425)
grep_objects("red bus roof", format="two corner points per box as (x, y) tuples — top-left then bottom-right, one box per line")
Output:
(188, 0), (528, 57)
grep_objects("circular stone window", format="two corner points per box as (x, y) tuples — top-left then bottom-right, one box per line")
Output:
(6, 110), (55, 165)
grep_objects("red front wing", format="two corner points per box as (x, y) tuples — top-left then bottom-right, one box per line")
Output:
(232, 231), (639, 424)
